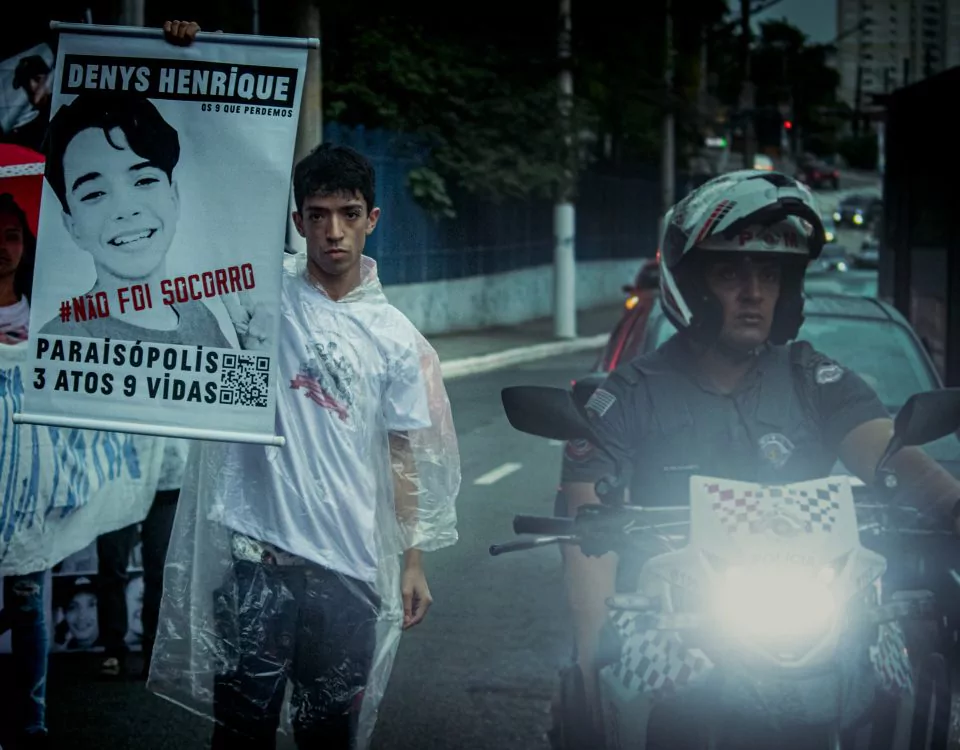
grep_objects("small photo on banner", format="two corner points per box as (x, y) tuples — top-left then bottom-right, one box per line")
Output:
(0, 536), (144, 654)
(50, 538), (144, 654)
(51, 573), (101, 652)
(0, 43), (55, 146)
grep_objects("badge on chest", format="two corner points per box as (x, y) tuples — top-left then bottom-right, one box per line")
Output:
(758, 432), (796, 469)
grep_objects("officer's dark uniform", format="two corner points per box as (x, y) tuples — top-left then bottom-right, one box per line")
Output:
(558, 332), (893, 747)
(562, 333), (889, 510)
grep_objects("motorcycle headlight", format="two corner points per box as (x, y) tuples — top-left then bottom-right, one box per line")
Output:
(713, 566), (836, 639)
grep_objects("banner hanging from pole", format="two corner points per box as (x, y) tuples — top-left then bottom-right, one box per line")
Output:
(15, 24), (318, 446)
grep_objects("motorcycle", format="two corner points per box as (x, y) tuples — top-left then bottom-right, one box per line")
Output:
(491, 385), (960, 749)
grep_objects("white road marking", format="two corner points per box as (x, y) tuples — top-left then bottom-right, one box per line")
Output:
(549, 440), (564, 446)
(474, 462), (523, 486)
(949, 569), (960, 589)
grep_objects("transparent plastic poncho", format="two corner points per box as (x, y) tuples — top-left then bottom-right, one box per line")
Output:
(148, 254), (460, 749)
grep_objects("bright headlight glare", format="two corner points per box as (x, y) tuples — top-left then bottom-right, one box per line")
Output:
(714, 566), (836, 639)
(853, 214), (863, 225)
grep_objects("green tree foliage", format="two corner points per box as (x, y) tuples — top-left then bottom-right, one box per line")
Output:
(574, 0), (727, 171)
(323, 3), (591, 216)
(706, 17), (842, 154)
(751, 21), (840, 129)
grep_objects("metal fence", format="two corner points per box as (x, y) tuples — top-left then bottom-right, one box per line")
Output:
(323, 122), (665, 285)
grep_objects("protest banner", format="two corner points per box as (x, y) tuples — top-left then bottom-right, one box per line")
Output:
(0, 340), (165, 577)
(0, 338), (166, 656)
(14, 24), (318, 446)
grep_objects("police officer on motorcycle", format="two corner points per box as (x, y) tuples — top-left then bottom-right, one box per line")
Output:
(557, 170), (960, 746)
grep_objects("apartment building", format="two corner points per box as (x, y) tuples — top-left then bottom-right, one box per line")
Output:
(835, 0), (960, 110)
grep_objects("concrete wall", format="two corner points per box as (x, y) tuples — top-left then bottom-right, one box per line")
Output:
(384, 258), (642, 335)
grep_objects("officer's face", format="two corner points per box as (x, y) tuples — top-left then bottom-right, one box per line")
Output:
(705, 257), (781, 350)
(61, 127), (180, 282)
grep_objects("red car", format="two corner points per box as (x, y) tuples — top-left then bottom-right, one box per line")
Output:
(571, 255), (659, 404)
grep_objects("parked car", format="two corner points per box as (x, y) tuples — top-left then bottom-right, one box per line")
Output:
(833, 189), (882, 229)
(570, 256), (660, 402)
(796, 158), (840, 190)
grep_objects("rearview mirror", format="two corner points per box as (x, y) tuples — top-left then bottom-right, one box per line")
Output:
(501, 385), (600, 444)
(894, 388), (960, 448)
(876, 388), (960, 474)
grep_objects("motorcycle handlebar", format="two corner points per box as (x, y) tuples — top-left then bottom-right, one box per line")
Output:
(490, 535), (575, 556)
(512, 515), (575, 535)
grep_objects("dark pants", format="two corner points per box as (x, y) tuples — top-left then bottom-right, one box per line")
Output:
(97, 489), (179, 663)
(0, 570), (48, 738)
(211, 558), (380, 750)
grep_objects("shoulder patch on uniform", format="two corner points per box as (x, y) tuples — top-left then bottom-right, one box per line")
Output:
(585, 388), (617, 417)
(815, 363), (844, 385)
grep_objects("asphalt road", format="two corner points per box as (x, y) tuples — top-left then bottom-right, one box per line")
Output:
(0, 350), (594, 750)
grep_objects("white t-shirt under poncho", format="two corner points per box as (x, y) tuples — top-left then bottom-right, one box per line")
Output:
(214, 262), (431, 583)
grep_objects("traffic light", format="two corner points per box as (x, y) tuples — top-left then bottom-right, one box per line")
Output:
(784, 120), (793, 130)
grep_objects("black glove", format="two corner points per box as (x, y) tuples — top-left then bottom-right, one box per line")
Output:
(575, 504), (629, 557)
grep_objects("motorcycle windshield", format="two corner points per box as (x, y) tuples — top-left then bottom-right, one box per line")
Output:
(687, 474), (868, 580)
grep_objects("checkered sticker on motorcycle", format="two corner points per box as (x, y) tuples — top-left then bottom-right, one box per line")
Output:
(608, 610), (713, 697)
(869, 622), (914, 696)
(705, 481), (843, 535)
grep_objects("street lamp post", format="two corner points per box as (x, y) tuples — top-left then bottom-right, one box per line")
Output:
(553, 0), (577, 339)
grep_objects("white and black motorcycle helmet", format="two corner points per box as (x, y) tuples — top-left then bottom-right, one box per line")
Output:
(658, 170), (826, 346)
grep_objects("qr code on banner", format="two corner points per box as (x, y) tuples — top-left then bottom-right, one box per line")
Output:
(219, 354), (270, 408)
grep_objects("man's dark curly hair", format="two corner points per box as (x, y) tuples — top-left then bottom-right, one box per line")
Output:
(293, 143), (375, 214)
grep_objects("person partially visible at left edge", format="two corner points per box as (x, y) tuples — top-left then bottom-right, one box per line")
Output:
(151, 21), (461, 750)
(0, 192), (47, 750)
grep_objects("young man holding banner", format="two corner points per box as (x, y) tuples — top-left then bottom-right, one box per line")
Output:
(150, 21), (460, 750)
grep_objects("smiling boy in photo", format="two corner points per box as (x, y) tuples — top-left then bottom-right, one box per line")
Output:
(40, 92), (231, 347)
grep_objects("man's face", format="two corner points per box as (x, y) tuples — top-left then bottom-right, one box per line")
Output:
(61, 126), (180, 282)
(293, 191), (379, 279)
(704, 256), (782, 351)
(0, 211), (25, 278)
